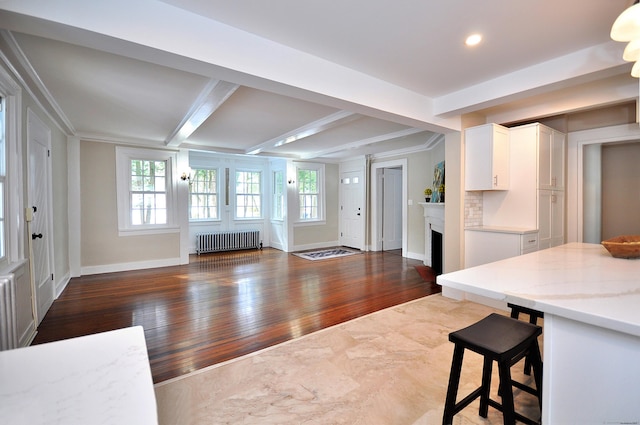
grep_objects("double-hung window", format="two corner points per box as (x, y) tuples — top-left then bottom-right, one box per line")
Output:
(235, 170), (261, 219)
(272, 170), (284, 220)
(116, 147), (177, 235)
(189, 168), (218, 220)
(296, 162), (325, 222)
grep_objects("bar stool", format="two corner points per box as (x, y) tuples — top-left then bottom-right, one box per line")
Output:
(442, 313), (543, 425)
(508, 303), (544, 376)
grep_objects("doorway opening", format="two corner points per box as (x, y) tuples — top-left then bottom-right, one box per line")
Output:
(371, 159), (407, 255)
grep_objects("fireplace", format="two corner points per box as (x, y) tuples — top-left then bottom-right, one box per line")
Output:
(421, 203), (444, 273)
(431, 230), (443, 275)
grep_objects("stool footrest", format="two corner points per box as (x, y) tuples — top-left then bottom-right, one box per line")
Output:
(448, 386), (483, 416)
(486, 398), (540, 425)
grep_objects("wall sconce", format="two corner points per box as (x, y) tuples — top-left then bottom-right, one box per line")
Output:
(180, 168), (192, 182)
(288, 179), (295, 184)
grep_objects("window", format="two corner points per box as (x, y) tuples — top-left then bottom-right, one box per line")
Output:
(235, 170), (261, 218)
(130, 159), (167, 225)
(296, 162), (325, 222)
(272, 170), (284, 220)
(116, 147), (178, 235)
(189, 169), (218, 220)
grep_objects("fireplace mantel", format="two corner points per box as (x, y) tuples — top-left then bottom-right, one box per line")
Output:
(420, 203), (444, 267)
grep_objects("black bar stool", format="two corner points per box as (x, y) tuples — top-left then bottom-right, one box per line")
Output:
(508, 303), (544, 375)
(442, 313), (543, 425)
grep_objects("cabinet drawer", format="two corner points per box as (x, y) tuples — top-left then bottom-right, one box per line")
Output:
(521, 233), (539, 252)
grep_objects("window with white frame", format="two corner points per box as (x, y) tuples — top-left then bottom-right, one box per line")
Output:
(189, 168), (218, 220)
(116, 147), (178, 235)
(297, 163), (324, 222)
(272, 170), (284, 220)
(235, 170), (261, 218)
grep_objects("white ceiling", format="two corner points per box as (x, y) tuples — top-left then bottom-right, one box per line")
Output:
(0, 0), (637, 161)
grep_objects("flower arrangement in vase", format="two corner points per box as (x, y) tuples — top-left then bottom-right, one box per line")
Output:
(424, 187), (432, 202)
(438, 184), (445, 203)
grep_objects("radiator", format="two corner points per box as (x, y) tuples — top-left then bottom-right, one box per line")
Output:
(196, 230), (262, 254)
(0, 274), (17, 351)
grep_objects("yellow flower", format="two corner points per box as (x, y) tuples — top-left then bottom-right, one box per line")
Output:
(424, 188), (432, 196)
(438, 184), (445, 193)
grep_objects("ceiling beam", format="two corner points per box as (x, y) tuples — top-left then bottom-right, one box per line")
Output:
(299, 127), (426, 159)
(165, 79), (238, 147)
(245, 110), (360, 155)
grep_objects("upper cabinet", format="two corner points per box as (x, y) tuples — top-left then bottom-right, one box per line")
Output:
(537, 125), (565, 190)
(464, 123), (510, 191)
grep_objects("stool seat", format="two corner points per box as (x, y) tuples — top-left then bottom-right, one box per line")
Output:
(443, 313), (543, 425)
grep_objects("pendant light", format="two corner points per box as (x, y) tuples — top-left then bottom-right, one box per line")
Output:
(611, 1), (640, 41)
(611, 1), (640, 77)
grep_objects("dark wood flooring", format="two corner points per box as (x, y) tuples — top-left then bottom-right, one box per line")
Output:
(32, 248), (440, 383)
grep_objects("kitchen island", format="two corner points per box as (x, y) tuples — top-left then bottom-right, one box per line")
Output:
(437, 242), (640, 424)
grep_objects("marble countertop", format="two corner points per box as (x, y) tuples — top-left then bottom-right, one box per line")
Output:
(437, 243), (640, 337)
(0, 326), (157, 424)
(464, 225), (538, 234)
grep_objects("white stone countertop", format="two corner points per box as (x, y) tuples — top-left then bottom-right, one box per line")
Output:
(464, 225), (538, 234)
(437, 243), (640, 337)
(0, 326), (158, 425)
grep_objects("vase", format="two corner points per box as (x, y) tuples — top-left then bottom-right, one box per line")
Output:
(425, 197), (430, 202)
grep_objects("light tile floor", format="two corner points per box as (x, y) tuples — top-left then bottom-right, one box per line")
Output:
(155, 294), (542, 425)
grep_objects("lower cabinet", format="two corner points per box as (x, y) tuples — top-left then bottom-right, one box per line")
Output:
(465, 227), (539, 268)
(538, 189), (565, 249)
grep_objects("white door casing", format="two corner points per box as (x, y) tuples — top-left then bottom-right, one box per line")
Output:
(370, 159), (407, 254)
(339, 169), (364, 250)
(27, 109), (54, 324)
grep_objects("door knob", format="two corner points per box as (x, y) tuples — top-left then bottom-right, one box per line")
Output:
(32, 233), (43, 240)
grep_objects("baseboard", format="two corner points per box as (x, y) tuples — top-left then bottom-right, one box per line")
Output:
(55, 271), (71, 299)
(291, 240), (341, 253)
(81, 257), (182, 276)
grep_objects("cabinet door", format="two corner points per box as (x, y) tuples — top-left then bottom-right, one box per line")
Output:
(464, 124), (509, 190)
(551, 131), (565, 190)
(550, 190), (565, 247)
(539, 126), (565, 190)
(538, 189), (565, 249)
(538, 190), (552, 250)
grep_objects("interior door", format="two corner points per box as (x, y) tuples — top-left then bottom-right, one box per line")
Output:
(382, 168), (402, 250)
(28, 110), (54, 324)
(339, 170), (364, 249)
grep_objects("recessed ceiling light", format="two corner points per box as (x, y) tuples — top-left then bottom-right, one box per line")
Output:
(465, 34), (482, 46)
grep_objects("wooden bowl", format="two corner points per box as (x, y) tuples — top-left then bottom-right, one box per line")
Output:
(602, 235), (640, 259)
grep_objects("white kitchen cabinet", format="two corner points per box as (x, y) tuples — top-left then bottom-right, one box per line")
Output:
(465, 226), (538, 268)
(538, 125), (565, 190)
(483, 123), (566, 248)
(464, 123), (510, 191)
(538, 189), (565, 249)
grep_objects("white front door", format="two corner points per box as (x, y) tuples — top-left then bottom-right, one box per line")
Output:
(382, 168), (402, 250)
(339, 170), (364, 249)
(28, 110), (54, 324)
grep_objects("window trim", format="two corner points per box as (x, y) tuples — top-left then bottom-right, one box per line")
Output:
(115, 146), (179, 236)
(295, 162), (325, 224)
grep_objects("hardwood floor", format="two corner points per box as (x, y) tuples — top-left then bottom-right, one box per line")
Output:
(32, 248), (440, 383)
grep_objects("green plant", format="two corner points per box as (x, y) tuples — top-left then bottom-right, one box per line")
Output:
(424, 187), (432, 196)
(438, 184), (445, 193)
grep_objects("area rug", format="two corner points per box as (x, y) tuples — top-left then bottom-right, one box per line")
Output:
(293, 247), (361, 260)
(154, 295), (541, 424)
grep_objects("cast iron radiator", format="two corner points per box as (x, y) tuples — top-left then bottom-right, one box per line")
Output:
(196, 230), (262, 254)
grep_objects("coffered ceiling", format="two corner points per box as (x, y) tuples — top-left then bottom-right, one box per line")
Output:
(0, 0), (636, 161)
